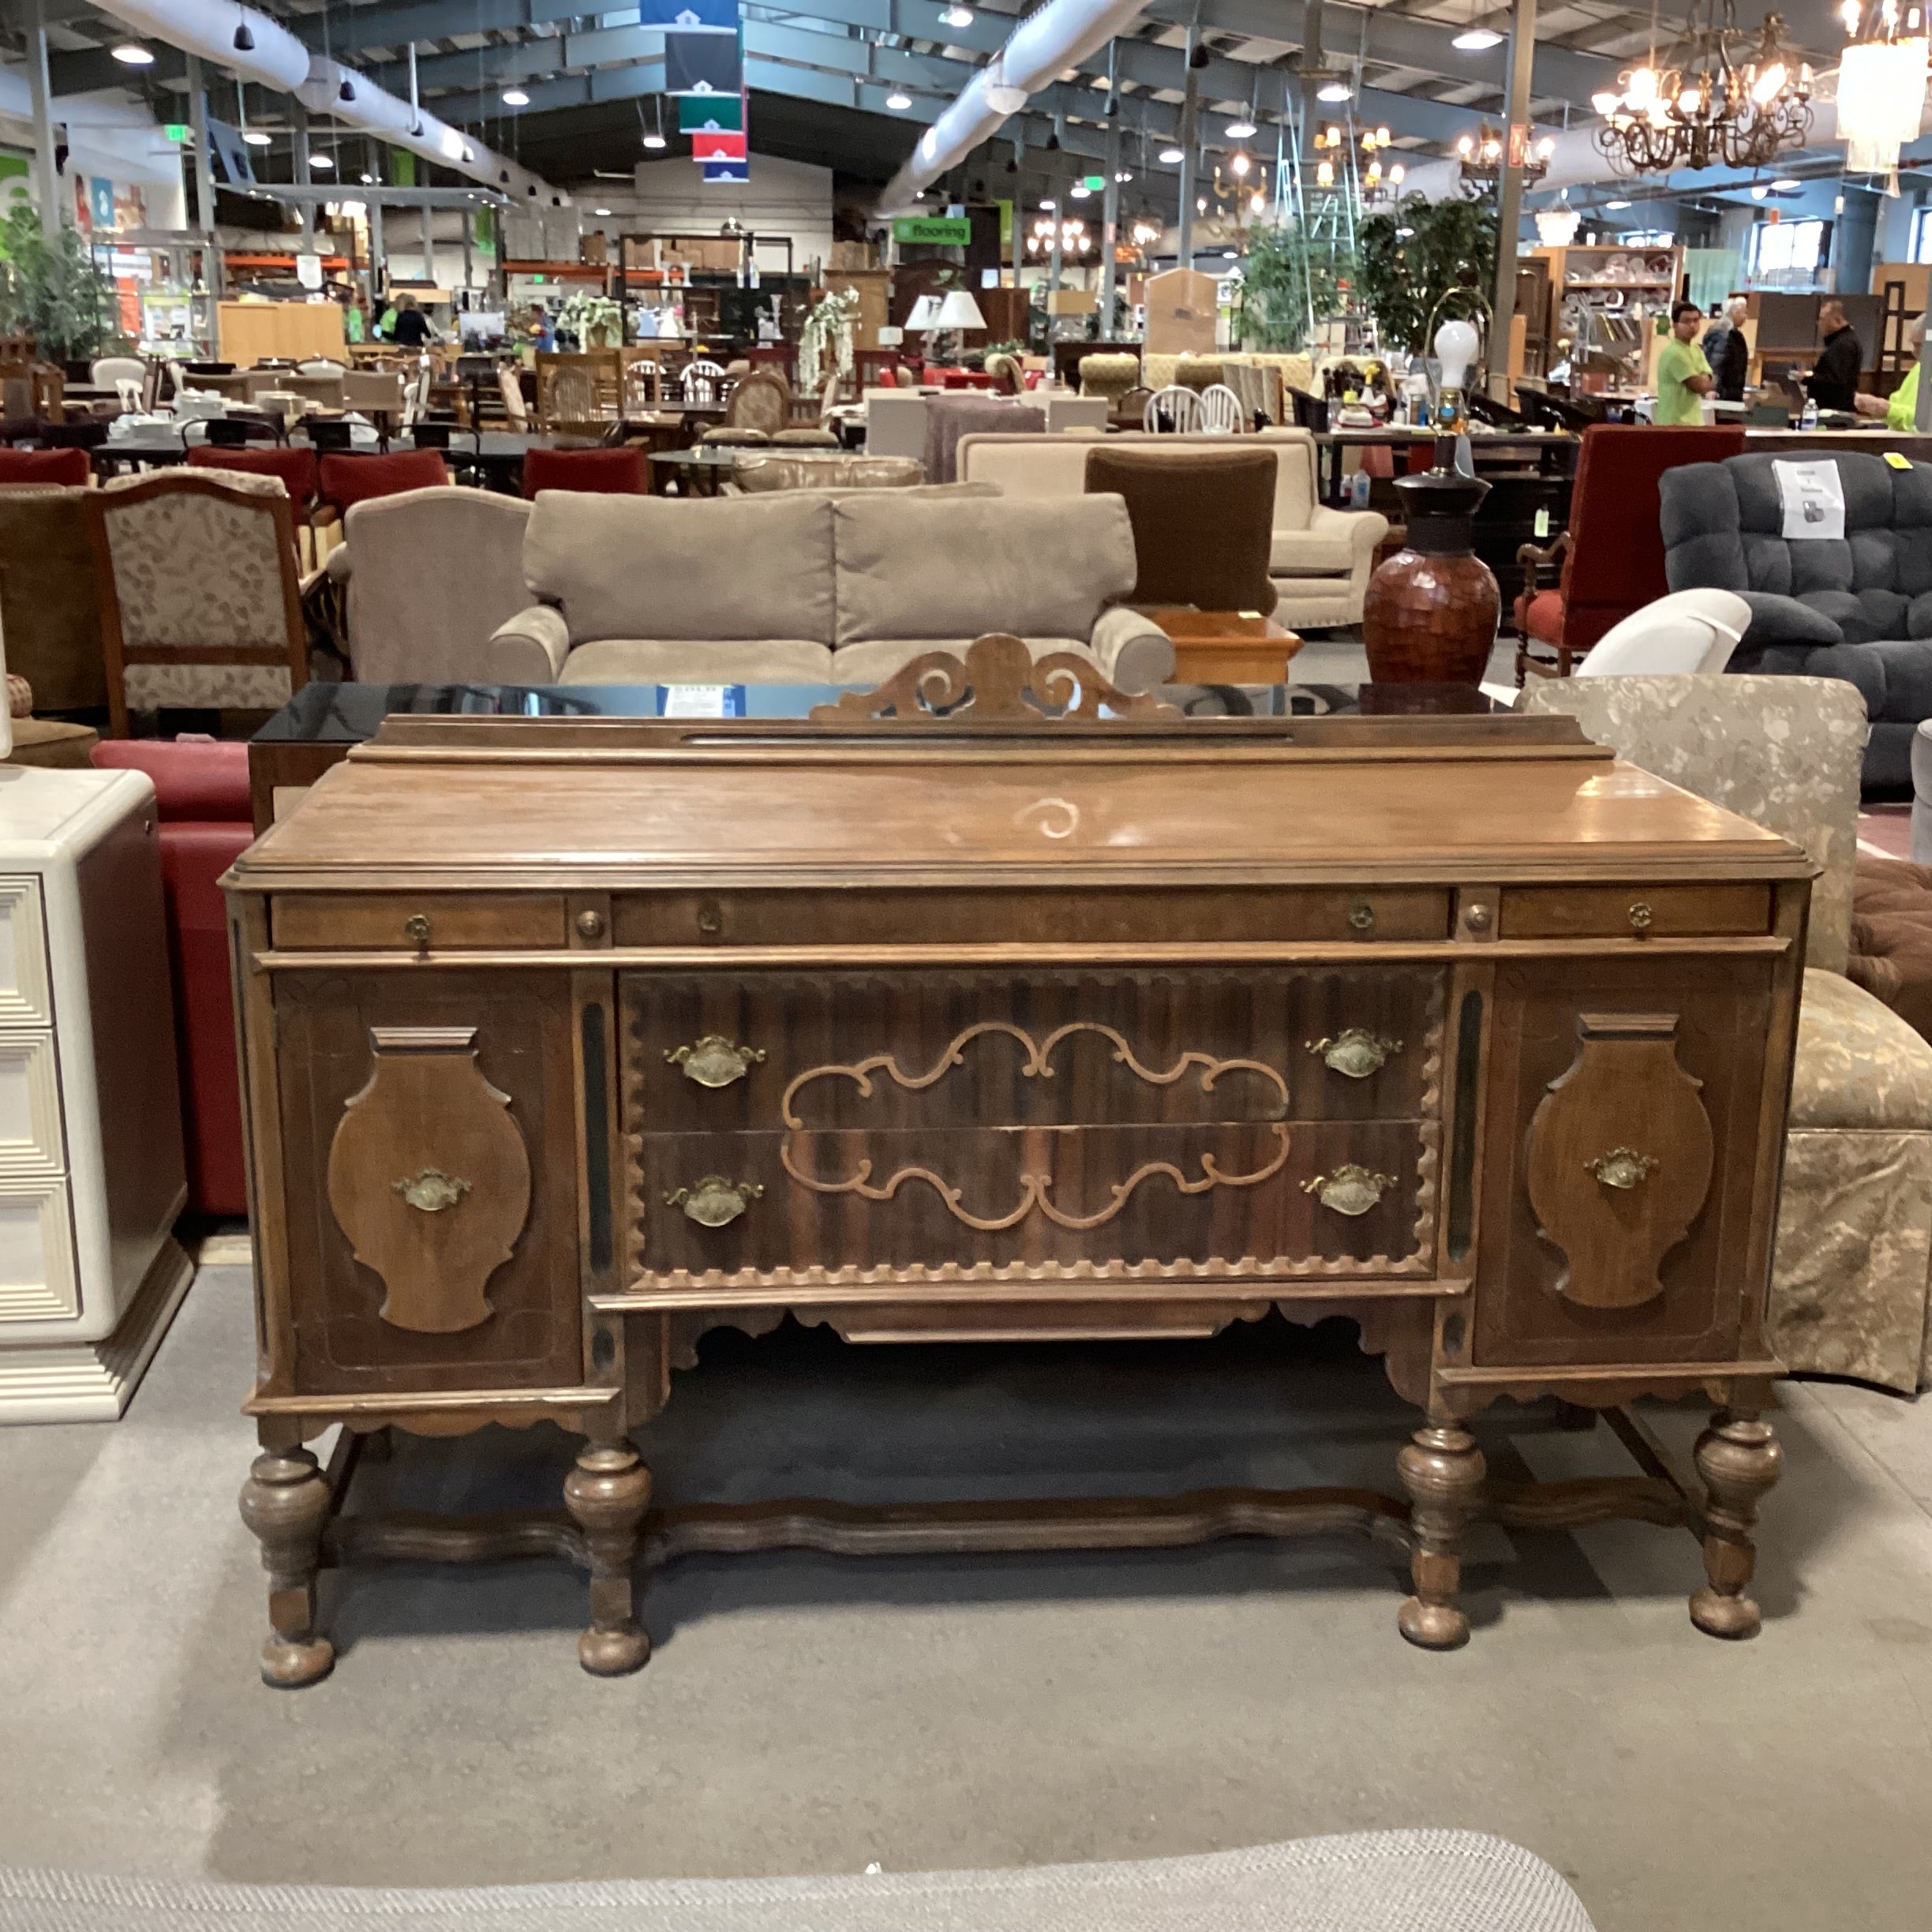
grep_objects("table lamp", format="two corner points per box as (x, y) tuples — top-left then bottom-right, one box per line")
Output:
(904, 294), (943, 335)
(934, 290), (987, 333)
(1432, 316), (1480, 436)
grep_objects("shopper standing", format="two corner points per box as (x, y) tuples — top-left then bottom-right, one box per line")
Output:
(1654, 301), (1714, 425)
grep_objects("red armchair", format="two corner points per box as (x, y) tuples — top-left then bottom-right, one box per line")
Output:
(88, 739), (252, 1218)
(521, 446), (646, 496)
(1515, 424), (1747, 680)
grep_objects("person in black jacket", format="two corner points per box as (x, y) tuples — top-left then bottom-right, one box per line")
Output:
(1806, 299), (1863, 412)
(390, 292), (436, 350)
(1704, 296), (1750, 401)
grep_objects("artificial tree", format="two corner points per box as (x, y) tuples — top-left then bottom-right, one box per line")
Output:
(1354, 193), (1498, 356)
(1239, 222), (1355, 354)
(0, 208), (114, 364)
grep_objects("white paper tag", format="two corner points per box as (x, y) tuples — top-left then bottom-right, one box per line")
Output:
(659, 683), (743, 718)
(1773, 459), (1845, 541)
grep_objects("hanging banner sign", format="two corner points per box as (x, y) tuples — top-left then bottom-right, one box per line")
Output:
(679, 93), (743, 131)
(702, 157), (751, 183)
(637, 0), (737, 28)
(666, 32), (743, 95)
(893, 214), (972, 245)
(691, 128), (747, 161)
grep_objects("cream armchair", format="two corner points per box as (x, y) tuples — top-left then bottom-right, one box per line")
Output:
(954, 425), (1387, 628)
(1523, 674), (1932, 1393)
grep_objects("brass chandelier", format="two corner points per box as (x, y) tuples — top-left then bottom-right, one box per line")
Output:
(1590, 0), (1814, 172)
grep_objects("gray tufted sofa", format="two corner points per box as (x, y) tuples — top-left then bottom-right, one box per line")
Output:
(1659, 448), (1932, 788)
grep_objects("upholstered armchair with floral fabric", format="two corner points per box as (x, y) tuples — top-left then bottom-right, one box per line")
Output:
(1523, 673), (1932, 1393)
(93, 468), (308, 736)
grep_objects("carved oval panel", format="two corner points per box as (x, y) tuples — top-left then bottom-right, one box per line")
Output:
(1525, 1013), (1714, 1310)
(326, 1026), (533, 1334)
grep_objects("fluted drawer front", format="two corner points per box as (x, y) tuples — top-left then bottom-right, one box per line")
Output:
(633, 1120), (1432, 1285)
(626, 966), (1446, 1135)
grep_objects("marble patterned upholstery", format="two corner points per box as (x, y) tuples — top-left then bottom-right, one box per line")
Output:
(1522, 673), (1932, 1390)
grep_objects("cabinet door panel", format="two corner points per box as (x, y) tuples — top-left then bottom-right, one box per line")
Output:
(274, 970), (580, 1396)
(1472, 957), (1773, 1368)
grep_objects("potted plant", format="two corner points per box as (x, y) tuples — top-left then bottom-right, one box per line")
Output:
(555, 290), (624, 348)
(0, 208), (113, 365)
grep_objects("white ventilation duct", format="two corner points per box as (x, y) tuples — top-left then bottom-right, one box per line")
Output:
(88, 0), (560, 202)
(877, 0), (1151, 212)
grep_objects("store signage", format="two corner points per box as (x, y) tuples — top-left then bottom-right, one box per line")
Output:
(1083, 174), (1105, 189)
(893, 214), (972, 244)
(163, 123), (190, 144)
(295, 251), (324, 290)
(679, 94), (743, 131)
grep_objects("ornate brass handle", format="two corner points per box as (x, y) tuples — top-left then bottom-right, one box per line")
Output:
(1628, 900), (1653, 935)
(392, 1166), (471, 1212)
(665, 1174), (763, 1227)
(1306, 1029), (1402, 1080)
(1301, 1164), (1397, 1216)
(1586, 1147), (1660, 1190)
(665, 1035), (767, 1088)
(1347, 901), (1376, 933)
(403, 912), (431, 955)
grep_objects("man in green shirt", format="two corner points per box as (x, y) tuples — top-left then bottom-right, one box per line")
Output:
(1655, 301), (1714, 425)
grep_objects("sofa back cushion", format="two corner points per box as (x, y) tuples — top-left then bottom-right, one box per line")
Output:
(525, 492), (836, 644)
(831, 493), (1135, 647)
(1084, 444), (1277, 614)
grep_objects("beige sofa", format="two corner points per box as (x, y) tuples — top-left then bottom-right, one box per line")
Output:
(484, 489), (1177, 691)
(955, 427), (1389, 629)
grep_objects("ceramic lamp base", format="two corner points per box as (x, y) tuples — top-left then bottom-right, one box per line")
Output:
(1362, 548), (1500, 685)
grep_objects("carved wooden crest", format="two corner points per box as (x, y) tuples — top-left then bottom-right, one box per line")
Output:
(326, 1026), (533, 1333)
(808, 633), (1181, 725)
(1525, 1013), (1713, 1309)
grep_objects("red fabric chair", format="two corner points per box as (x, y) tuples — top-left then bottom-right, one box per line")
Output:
(1515, 424), (1747, 679)
(88, 739), (252, 1218)
(0, 446), (90, 486)
(521, 446), (646, 498)
(319, 448), (450, 514)
(185, 443), (320, 506)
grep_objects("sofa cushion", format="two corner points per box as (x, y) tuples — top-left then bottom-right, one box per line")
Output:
(91, 738), (250, 821)
(1271, 527), (1355, 574)
(1790, 964), (1932, 1129)
(1085, 444), (1278, 614)
(526, 493), (837, 646)
(829, 635), (1092, 686)
(1851, 855), (1932, 1045)
(1739, 590), (1844, 646)
(831, 493), (1135, 647)
(555, 636), (834, 684)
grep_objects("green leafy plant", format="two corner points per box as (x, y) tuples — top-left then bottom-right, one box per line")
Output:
(555, 289), (623, 347)
(1240, 222), (1354, 352)
(1355, 193), (1498, 354)
(0, 208), (113, 362)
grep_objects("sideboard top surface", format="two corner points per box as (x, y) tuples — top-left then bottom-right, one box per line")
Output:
(229, 716), (1811, 893)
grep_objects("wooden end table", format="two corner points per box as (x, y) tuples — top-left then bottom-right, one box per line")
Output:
(1140, 607), (1305, 684)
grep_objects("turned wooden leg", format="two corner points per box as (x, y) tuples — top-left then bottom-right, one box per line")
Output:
(1690, 1410), (1782, 1639)
(238, 1447), (335, 1688)
(1398, 1421), (1486, 1650)
(564, 1439), (653, 1676)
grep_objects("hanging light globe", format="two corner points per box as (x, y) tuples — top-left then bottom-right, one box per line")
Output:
(1836, 2), (1929, 175)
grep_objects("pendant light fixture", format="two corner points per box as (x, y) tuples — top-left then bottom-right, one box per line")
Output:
(1835, 0), (1929, 178)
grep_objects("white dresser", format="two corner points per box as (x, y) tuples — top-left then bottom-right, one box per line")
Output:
(0, 765), (189, 1422)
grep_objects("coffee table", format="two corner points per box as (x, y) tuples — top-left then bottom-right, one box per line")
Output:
(1140, 607), (1305, 684)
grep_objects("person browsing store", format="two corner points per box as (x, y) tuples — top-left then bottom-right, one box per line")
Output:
(1654, 301), (1714, 425)
(1806, 298), (1863, 413)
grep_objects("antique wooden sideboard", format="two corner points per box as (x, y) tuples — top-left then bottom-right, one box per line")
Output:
(226, 641), (1810, 1686)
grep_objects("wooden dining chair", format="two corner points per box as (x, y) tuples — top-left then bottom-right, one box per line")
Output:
(90, 470), (308, 738)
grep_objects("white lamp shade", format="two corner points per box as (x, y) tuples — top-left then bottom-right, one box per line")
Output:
(1434, 318), (1481, 389)
(905, 294), (944, 330)
(934, 290), (987, 330)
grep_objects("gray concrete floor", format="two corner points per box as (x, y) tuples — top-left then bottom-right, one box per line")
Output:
(0, 1265), (1928, 1931)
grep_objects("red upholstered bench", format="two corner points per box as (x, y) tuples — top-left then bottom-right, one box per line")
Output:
(89, 739), (253, 1218)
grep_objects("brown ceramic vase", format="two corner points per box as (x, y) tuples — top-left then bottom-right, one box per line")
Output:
(1361, 445), (1500, 685)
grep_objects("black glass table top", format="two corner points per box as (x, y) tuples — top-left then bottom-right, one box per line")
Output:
(254, 678), (1505, 747)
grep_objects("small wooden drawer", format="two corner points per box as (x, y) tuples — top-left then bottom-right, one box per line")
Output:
(1498, 885), (1771, 942)
(271, 894), (567, 952)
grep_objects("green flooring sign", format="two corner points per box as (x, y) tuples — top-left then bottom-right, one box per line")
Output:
(893, 215), (972, 245)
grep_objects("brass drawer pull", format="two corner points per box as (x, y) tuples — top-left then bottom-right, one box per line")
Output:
(665, 1035), (767, 1088)
(665, 1174), (763, 1227)
(1586, 1147), (1659, 1190)
(1306, 1028), (1402, 1079)
(1628, 900), (1653, 934)
(392, 1166), (471, 1213)
(1302, 1164), (1396, 1216)
(1347, 901), (1376, 933)
(403, 912), (431, 954)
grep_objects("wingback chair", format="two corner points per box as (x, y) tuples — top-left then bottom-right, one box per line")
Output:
(92, 469), (309, 736)
(324, 485), (533, 683)
(1515, 425), (1746, 680)
(1523, 673), (1932, 1393)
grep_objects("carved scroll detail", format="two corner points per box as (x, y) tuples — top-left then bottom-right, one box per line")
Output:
(807, 633), (1182, 725)
(327, 1026), (532, 1333)
(1526, 1013), (1714, 1310)
(780, 1020), (1291, 1232)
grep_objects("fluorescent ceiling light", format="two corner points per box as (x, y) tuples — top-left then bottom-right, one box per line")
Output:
(642, 131), (667, 148)
(1750, 182), (1769, 197)
(1069, 181), (1091, 197)
(1115, 169), (1133, 182)
(1452, 25), (1504, 49)
(595, 206), (612, 215)
(502, 87), (530, 106)
(242, 129), (272, 147)
(1159, 144), (1185, 163)
(1224, 117), (1257, 138)
(1605, 197), (1631, 209)
(110, 41), (155, 65)
(309, 152), (334, 170)
(1222, 249), (1237, 257)
(361, 172), (376, 184)
(1771, 176), (1801, 189)
(939, 3), (973, 24)
(1316, 80), (1353, 102)
(1039, 197), (1057, 209)
(886, 88), (912, 109)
